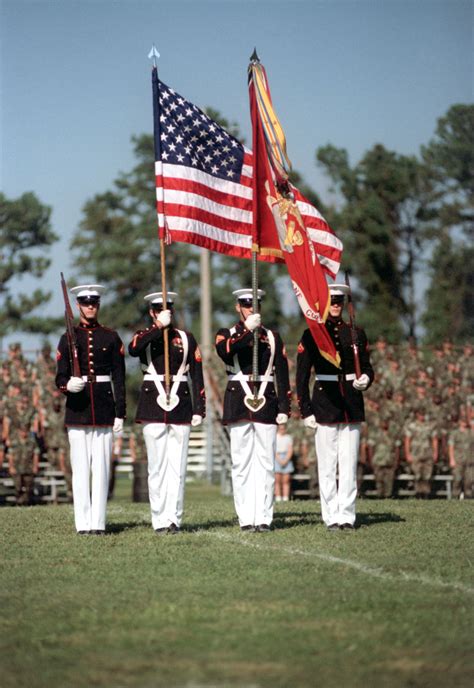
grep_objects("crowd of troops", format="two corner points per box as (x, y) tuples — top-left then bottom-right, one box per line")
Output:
(0, 342), (72, 506)
(286, 338), (473, 500)
(1, 326), (473, 512)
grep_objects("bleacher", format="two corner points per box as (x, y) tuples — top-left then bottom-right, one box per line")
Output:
(291, 471), (454, 499)
(0, 461), (69, 505)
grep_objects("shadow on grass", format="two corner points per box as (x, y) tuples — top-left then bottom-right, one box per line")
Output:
(356, 512), (406, 527)
(182, 517), (238, 532)
(272, 510), (406, 530)
(107, 511), (405, 535)
(187, 511), (324, 533)
(272, 510), (322, 530)
(106, 520), (151, 534)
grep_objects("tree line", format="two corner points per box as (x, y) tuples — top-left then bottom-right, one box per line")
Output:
(1, 104), (472, 346)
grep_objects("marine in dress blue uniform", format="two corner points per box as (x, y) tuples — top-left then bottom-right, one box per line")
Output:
(296, 283), (374, 530)
(128, 292), (205, 534)
(215, 289), (291, 532)
(56, 284), (126, 534)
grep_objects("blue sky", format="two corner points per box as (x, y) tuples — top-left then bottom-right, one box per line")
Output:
(1, 0), (472, 350)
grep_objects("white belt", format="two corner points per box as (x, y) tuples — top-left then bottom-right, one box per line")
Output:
(227, 374), (274, 382)
(82, 375), (111, 382)
(143, 374), (188, 382)
(316, 373), (356, 381)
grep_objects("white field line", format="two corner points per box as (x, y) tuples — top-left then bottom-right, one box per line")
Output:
(105, 509), (473, 595)
(199, 531), (474, 596)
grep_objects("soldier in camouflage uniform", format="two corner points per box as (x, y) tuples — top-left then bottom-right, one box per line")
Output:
(129, 425), (150, 502)
(401, 339), (425, 381)
(129, 426), (147, 462)
(458, 343), (473, 400)
(430, 392), (450, 471)
(7, 410), (40, 505)
(3, 388), (36, 456)
(5, 342), (26, 374)
(287, 409), (318, 498)
(357, 421), (370, 496)
(36, 343), (56, 382)
(448, 415), (473, 499)
(404, 406), (439, 498)
(0, 397), (6, 474)
(378, 358), (404, 397)
(0, 363), (9, 471)
(368, 413), (400, 498)
(39, 390), (72, 500)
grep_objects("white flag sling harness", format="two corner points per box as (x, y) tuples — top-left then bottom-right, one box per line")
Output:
(143, 329), (189, 411)
(226, 326), (275, 411)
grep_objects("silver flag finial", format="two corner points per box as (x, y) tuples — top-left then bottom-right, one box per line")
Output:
(148, 45), (160, 66)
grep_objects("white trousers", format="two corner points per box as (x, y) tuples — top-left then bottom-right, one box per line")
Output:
(229, 421), (276, 527)
(143, 423), (191, 530)
(68, 427), (112, 532)
(315, 423), (361, 527)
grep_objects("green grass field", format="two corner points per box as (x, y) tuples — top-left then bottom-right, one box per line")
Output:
(1, 479), (473, 688)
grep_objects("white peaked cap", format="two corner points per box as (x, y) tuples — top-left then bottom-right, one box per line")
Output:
(144, 291), (178, 305)
(328, 283), (350, 297)
(232, 288), (266, 300)
(70, 284), (105, 298)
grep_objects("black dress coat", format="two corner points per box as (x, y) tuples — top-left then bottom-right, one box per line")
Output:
(128, 325), (205, 424)
(215, 320), (291, 425)
(296, 317), (374, 424)
(56, 322), (126, 427)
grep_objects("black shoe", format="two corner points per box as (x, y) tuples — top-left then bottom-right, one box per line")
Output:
(326, 523), (340, 532)
(340, 523), (355, 531)
(155, 527), (168, 535)
(77, 530), (89, 535)
(256, 524), (271, 532)
(167, 523), (181, 534)
(240, 525), (256, 532)
(92, 530), (106, 536)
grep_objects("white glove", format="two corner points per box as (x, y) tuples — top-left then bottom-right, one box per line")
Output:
(66, 377), (85, 393)
(157, 309), (171, 327)
(353, 373), (370, 391)
(276, 413), (288, 425)
(113, 418), (124, 433)
(244, 313), (261, 331)
(191, 415), (203, 427)
(303, 415), (317, 429)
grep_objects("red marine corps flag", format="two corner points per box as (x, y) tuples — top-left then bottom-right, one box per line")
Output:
(248, 53), (343, 367)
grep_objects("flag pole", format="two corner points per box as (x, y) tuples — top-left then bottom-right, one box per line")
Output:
(251, 248), (259, 400)
(249, 49), (264, 411)
(150, 45), (171, 406)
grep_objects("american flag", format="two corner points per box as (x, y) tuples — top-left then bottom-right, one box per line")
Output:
(153, 69), (255, 259)
(152, 67), (342, 275)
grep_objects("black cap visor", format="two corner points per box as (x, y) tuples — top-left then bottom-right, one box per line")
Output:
(151, 302), (174, 311)
(238, 298), (261, 308)
(330, 296), (345, 305)
(77, 296), (100, 306)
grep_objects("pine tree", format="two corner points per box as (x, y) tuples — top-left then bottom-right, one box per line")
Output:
(0, 191), (59, 335)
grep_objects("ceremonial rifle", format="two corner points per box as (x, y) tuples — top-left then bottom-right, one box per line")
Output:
(344, 272), (362, 379)
(60, 272), (81, 378)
